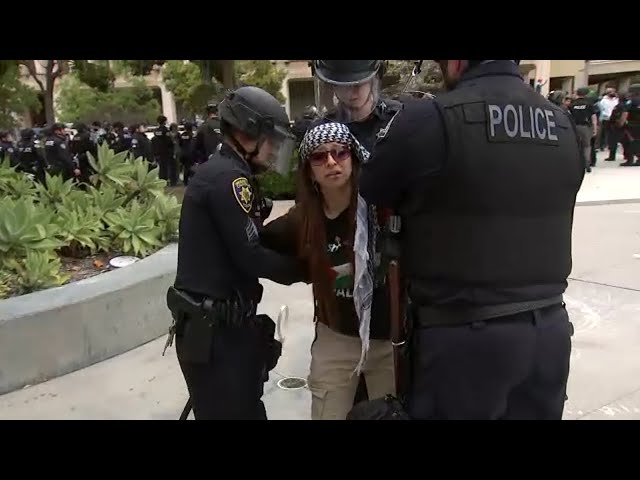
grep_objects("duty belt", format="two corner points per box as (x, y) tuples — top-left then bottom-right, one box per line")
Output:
(415, 295), (564, 328)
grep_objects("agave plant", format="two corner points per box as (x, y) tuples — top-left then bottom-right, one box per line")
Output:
(88, 143), (134, 190)
(0, 157), (33, 198)
(53, 202), (111, 257)
(104, 200), (163, 257)
(0, 270), (13, 299)
(4, 250), (70, 294)
(86, 184), (126, 221)
(122, 157), (167, 206)
(152, 193), (182, 243)
(0, 197), (63, 263)
(34, 172), (76, 208)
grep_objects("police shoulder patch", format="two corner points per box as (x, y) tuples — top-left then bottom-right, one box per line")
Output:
(232, 177), (253, 213)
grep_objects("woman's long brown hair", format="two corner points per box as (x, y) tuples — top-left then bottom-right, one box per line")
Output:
(295, 149), (360, 320)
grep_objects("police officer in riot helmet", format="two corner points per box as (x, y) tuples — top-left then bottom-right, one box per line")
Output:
(312, 60), (402, 153)
(360, 60), (583, 420)
(292, 105), (319, 145)
(111, 121), (133, 154)
(70, 123), (98, 185)
(44, 123), (80, 180)
(169, 86), (303, 420)
(193, 102), (223, 163)
(15, 128), (46, 182)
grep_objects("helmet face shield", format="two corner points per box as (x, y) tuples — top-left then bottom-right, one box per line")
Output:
(265, 124), (296, 176)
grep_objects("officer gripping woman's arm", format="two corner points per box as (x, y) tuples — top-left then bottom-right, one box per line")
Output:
(169, 86), (304, 420)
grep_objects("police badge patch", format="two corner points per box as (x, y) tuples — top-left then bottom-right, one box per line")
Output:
(232, 177), (253, 213)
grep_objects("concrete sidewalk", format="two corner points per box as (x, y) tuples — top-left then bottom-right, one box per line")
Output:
(0, 150), (638, 420)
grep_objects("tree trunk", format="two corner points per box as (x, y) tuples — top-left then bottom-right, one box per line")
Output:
(43, 90), (55, 125)
(220, 60), (235, 89)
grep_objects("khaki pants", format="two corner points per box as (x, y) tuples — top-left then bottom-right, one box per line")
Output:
(308, 322), (395, 420)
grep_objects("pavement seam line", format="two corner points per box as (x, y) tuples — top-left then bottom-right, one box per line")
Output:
(568, 277), (640, 293)
(576, 385), (640, 420)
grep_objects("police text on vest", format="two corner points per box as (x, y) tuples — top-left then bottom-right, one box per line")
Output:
(487, 104), (559, 144)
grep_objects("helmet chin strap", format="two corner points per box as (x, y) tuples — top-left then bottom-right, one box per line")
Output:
(229, 133), (267, 173)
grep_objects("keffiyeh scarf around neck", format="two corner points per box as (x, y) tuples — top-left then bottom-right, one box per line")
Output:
(300, 122), (378, 376)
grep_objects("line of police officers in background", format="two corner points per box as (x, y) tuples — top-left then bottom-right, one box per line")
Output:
(547, 85), (640, 171)
(0, 102), (223, 186)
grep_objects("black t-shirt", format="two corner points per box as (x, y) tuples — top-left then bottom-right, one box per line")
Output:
(569, 98), (595, 125)
(324, 209), (389, 339)
(623, 98), (640, 134)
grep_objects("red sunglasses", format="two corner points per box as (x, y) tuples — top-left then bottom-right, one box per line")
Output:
(307, 146), (351, 166)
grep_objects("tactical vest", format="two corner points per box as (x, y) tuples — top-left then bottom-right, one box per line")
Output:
(401, 78), (584, 302)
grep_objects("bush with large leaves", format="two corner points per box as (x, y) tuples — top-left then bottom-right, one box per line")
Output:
(0, 144), (181, 299)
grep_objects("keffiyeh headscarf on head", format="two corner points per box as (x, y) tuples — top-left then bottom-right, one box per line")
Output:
(300, 122), (378, 376)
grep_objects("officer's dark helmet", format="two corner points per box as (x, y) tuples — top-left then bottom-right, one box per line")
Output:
(313, 60), (386, 85)
(51, 122), (66, 134)
(0, 130), (10, 141)
(206, 102), (218, 115)
(576, 87), (590, 97)
(218, 86), (295, 175)
(157, 115), (167, 126)
(303, 105), (318, 118)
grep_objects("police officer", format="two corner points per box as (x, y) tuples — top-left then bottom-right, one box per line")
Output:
(15, 128), (46, 183)
(569, 87), (598, 173)
(311, 60), (402, 153)
(291, 105), (319, 145)
(609, 92), (628, 163)
(44, 123), (80, 180)
(151, 115), (175, 183)
(311, 59), (405, 407)
(360, 60), (583, 420)
(169, 86), (302, 420)
(70, 123), (98, 185)
(193, 102), (222, 163)
(130, 123), (152, 163)
(111, 121), (132, 154)
(0, 130), (16, 165)
(619, 84), (640, 167)
(178, 122), (196, 186)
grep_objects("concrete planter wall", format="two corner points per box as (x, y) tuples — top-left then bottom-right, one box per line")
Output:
(0, 244), (177, 395)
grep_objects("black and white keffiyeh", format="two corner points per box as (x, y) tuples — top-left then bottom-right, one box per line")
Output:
(300, 122), (378, 376)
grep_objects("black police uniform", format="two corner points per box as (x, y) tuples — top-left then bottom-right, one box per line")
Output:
(360, 60), (583, 420)
(193, 117), (222, 163)
(70, 129), (98, 184)
(173, 142), (302, 419)
(130, 131), (152, 163)
(112, 130), (133, 154)
(178, 128), (196, 185)
(620, 97), (640, 165)
(16, 135), (46, 182)
(44, 133), (76, 180)
(151, 124), (178, 185)
(569, 96), (596, 171)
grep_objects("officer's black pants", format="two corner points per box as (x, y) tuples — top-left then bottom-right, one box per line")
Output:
(176, 325), (267, 420)
(158, 155), (178, 186)
(406, 304), (572, 420)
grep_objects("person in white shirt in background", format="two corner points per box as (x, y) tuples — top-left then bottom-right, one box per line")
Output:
(598, 88), (620, 158)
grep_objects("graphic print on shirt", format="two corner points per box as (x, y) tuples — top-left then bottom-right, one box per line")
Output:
(327, 235), (353, 299)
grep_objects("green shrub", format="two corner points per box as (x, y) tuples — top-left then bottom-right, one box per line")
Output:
(4, 251), (69, 294)
(0, 143), (181, 299)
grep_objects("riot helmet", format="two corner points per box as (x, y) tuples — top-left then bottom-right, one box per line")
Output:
(303, 105), (318, 119)
(313, 60), (385, 122)
(547, 90), (567, 106)
(206, 102), (218, 116)
(20, 128), (35, 140)
(218, 86), (295, 175)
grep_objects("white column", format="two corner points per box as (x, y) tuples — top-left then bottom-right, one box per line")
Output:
(157, 69), (177, 124)
(618, 76), (631, 93)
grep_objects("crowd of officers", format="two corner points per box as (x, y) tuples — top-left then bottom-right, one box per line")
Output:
(547, 85), (640, 171)
(0, 103), (224, 186)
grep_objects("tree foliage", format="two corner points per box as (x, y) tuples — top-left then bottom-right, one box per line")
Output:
(0, 63), (39, 129)
(382, 60), (443, 97)
(70, 60), (115, 92)
(235, 60), (286, 103)
(161, 61), (223, 116)
(18, 60), (69, 124)
(57, 75), (161, 125)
